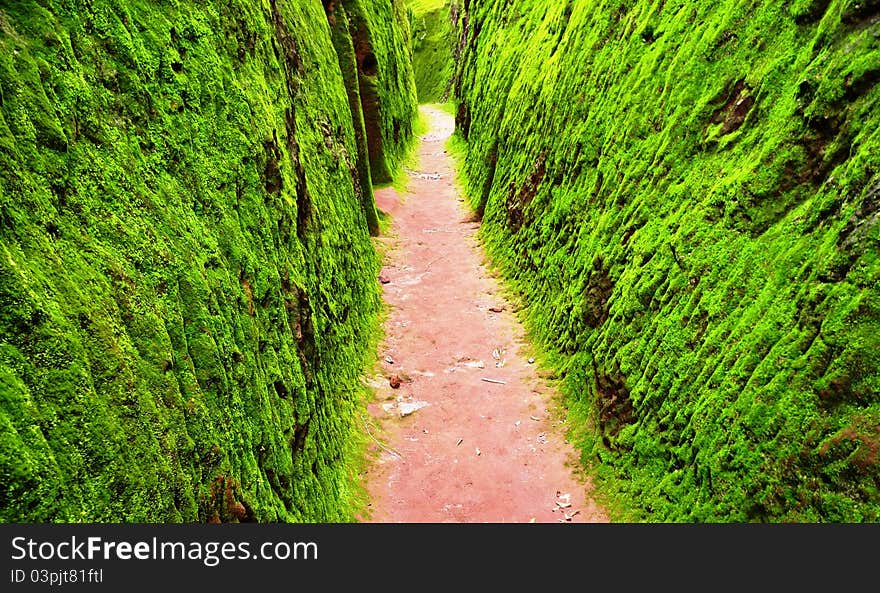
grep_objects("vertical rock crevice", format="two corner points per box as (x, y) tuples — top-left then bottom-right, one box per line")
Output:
(323, 0), (381, 236)
(344, 0), (394, 185)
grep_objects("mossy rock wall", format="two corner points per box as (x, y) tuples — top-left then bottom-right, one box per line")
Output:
(360, 0), (419, 177)
(0, 0), (415, 522)
(407, 0), (457, 103)
(454, 0), (880, 521)
(340, 0), (418, 183)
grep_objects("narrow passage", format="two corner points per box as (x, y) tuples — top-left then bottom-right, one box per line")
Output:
(363, 106), (607, 523)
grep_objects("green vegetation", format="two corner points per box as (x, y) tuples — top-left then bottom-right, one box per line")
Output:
(343, 0), (418, 184)
(453, 0), (880, 521)
(407, 0), (457, 103)
(3, 0), (877, 525)
(0, 0), (416, 522)
(325, 0), (419, 231)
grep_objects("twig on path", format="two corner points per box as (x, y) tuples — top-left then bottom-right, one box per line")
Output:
(424, 254), (448, 270)
(481, 378), (507, 385)
(360, 414), (403, 460)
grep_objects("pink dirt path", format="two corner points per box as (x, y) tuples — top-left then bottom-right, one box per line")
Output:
(361, 106), (607, 523)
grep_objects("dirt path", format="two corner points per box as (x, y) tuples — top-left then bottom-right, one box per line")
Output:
(362, 106), (607, 523)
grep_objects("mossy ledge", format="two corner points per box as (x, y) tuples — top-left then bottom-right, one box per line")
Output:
(0, 0), (416, 522)
(452, 0), (879, 521)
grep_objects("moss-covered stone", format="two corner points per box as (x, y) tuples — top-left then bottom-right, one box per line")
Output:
(453, 0), (880, 521)
(343, 0), (419, 183)
(407, 0), (457, 103)
(0, 0), (416, 522)
(325, 0), (418, 222)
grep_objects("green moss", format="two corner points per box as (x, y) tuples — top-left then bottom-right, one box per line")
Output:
(344, 0), (419, 184)
(407, 0), (457, 103)
(452, 0), (880, 521)
(0, 0), (416, 522)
